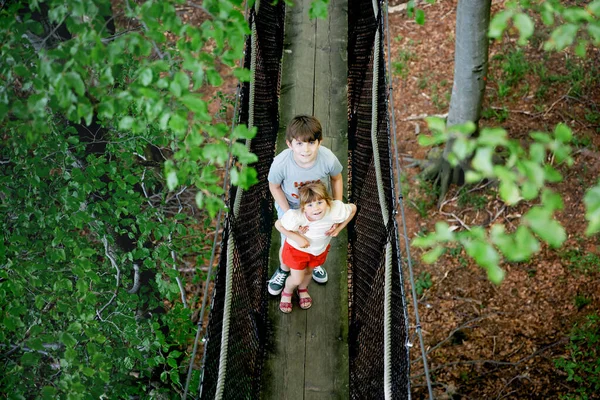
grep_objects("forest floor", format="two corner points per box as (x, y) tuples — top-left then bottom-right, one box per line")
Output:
(386, 0), (600, 398)
(189, 0), (600, 398)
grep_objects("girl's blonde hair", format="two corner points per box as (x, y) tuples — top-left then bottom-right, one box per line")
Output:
(298, 181), (332, 210)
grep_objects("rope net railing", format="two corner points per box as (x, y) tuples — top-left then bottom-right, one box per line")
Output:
(199, 3), (285, 399)
(347, 0), (411, 398)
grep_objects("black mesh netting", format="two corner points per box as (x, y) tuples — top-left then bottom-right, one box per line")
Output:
(347, 0), (411, 398)
(199, 3), (285, 399)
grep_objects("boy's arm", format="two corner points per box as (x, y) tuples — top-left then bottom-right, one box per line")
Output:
(275, 220), (309, 248)
(329, 203), (357, 238)
(269, 182), (290, 213)
(330, 173), (343, 201)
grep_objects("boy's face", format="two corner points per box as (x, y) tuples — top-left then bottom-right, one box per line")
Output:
(303, 199), (328, 221)
(287, 138), (321, 166)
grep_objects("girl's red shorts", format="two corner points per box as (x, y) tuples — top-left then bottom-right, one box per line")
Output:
(282, 241), (330, 270)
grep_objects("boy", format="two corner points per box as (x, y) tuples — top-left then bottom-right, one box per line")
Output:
(267, 115), (343, 295)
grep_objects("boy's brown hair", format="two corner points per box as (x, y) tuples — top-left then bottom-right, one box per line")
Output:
(285, 115), (322, 143)
(298, 181), (332, 210)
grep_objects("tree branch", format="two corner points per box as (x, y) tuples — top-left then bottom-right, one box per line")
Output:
(96, 235), (121, 318)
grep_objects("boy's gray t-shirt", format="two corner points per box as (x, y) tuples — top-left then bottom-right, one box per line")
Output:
(268, 146), (343, 210)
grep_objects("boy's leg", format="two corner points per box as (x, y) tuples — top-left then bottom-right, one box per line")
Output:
(269, 204), (290, 295)
(312, 265), (328, 283)
(311, 245), (330, 283)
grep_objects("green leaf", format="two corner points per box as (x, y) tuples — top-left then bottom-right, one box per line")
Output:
(65, 71), (85, 96)
(583, 183), (600, 235)
(422, 246), (443, 264)
(541, 189), (564, 212)
(462, 237), (500, 271)
(232, 125), (257, 140)
(138, 68), (153, 86)
(513, 13), (534, 45)
(543, 165), (562, 183)
(425, 116), (446, 134)
(180, 94), (211, 121)
(587, 22), (600, 45)
(489, 10), (513, 39)
(415, 9), (425, 25)
(478, 127), (508, 147)
(589, 0), (600, 16)
(434, 221), (454, 242)
(545, 23), (579, 51)
(499, 180), (521, 205)
(554, 123), (572, 143)
(411, 233), (438, 248)
(232, 142), (258, 164)
(472, 147), (494, 175)
(417, 134), (446, 146)
(487, 264), (505, 285)
(230, 166), (258, 190)
(309, 0), (329, 20)
(167, 171), (178, 191)
(562, 7), (593, 23)
(233, 67), (251, 82)
(203, 142), (229, 165)
(60, 332), (77, 347)
(119, 116), (134, 130)
(524, 207), (567, 247)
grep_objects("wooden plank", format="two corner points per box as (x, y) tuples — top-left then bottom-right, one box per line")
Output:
(306, 0), (350, 398)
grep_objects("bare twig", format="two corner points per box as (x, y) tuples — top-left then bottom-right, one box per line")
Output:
(411, 337), (568, 379)
(412, 313), (500, 365)
(402, 112), (448, 121)
(127, 263), (141, 294)
(96, 235), (121, 318)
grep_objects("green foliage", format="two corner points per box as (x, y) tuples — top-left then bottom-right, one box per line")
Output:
(554, 314), (600, 399)
(415, 119), (578, 283)
(490, 48), (531, 98)
(309, 0), (330, 20)
(0, 0), (257, 396)
(409, 178), (439, 218)
(489, 0), (600, 51)
(559, 247), (600, 274)
(392, 48), (417, 80)
(414, 271), (433, 296)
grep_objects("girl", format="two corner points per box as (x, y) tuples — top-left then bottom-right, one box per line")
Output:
(275, 181), (357, 313)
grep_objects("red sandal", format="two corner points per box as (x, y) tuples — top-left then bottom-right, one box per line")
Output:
(297, 288), (312, 310)
(279, 290), (293, 313)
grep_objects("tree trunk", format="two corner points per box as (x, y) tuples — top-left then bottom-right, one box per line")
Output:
(439, 0), (491, 200)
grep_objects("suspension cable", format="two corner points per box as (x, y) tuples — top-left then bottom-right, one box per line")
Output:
(383, 0), (434, 398)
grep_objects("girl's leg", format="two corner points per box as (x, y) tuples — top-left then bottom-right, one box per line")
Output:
(297, 268), (313, 309)
(280, 268), (305, 313)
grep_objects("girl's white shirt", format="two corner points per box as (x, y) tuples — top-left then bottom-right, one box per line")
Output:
(280, 200), (353, 256)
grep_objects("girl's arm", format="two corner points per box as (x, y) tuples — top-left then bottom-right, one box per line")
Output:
(275, 220), (310, 248)
(329, 203), (357, 238)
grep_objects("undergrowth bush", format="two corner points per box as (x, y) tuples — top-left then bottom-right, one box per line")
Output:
(554, 314), (600, 399)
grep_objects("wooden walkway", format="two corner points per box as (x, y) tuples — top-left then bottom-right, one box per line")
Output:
(261, 1), (349, 399)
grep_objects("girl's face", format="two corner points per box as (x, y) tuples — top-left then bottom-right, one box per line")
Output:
(303, 198), (329, 221)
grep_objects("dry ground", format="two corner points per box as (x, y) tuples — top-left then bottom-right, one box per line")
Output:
(387, 1), (600, 398)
